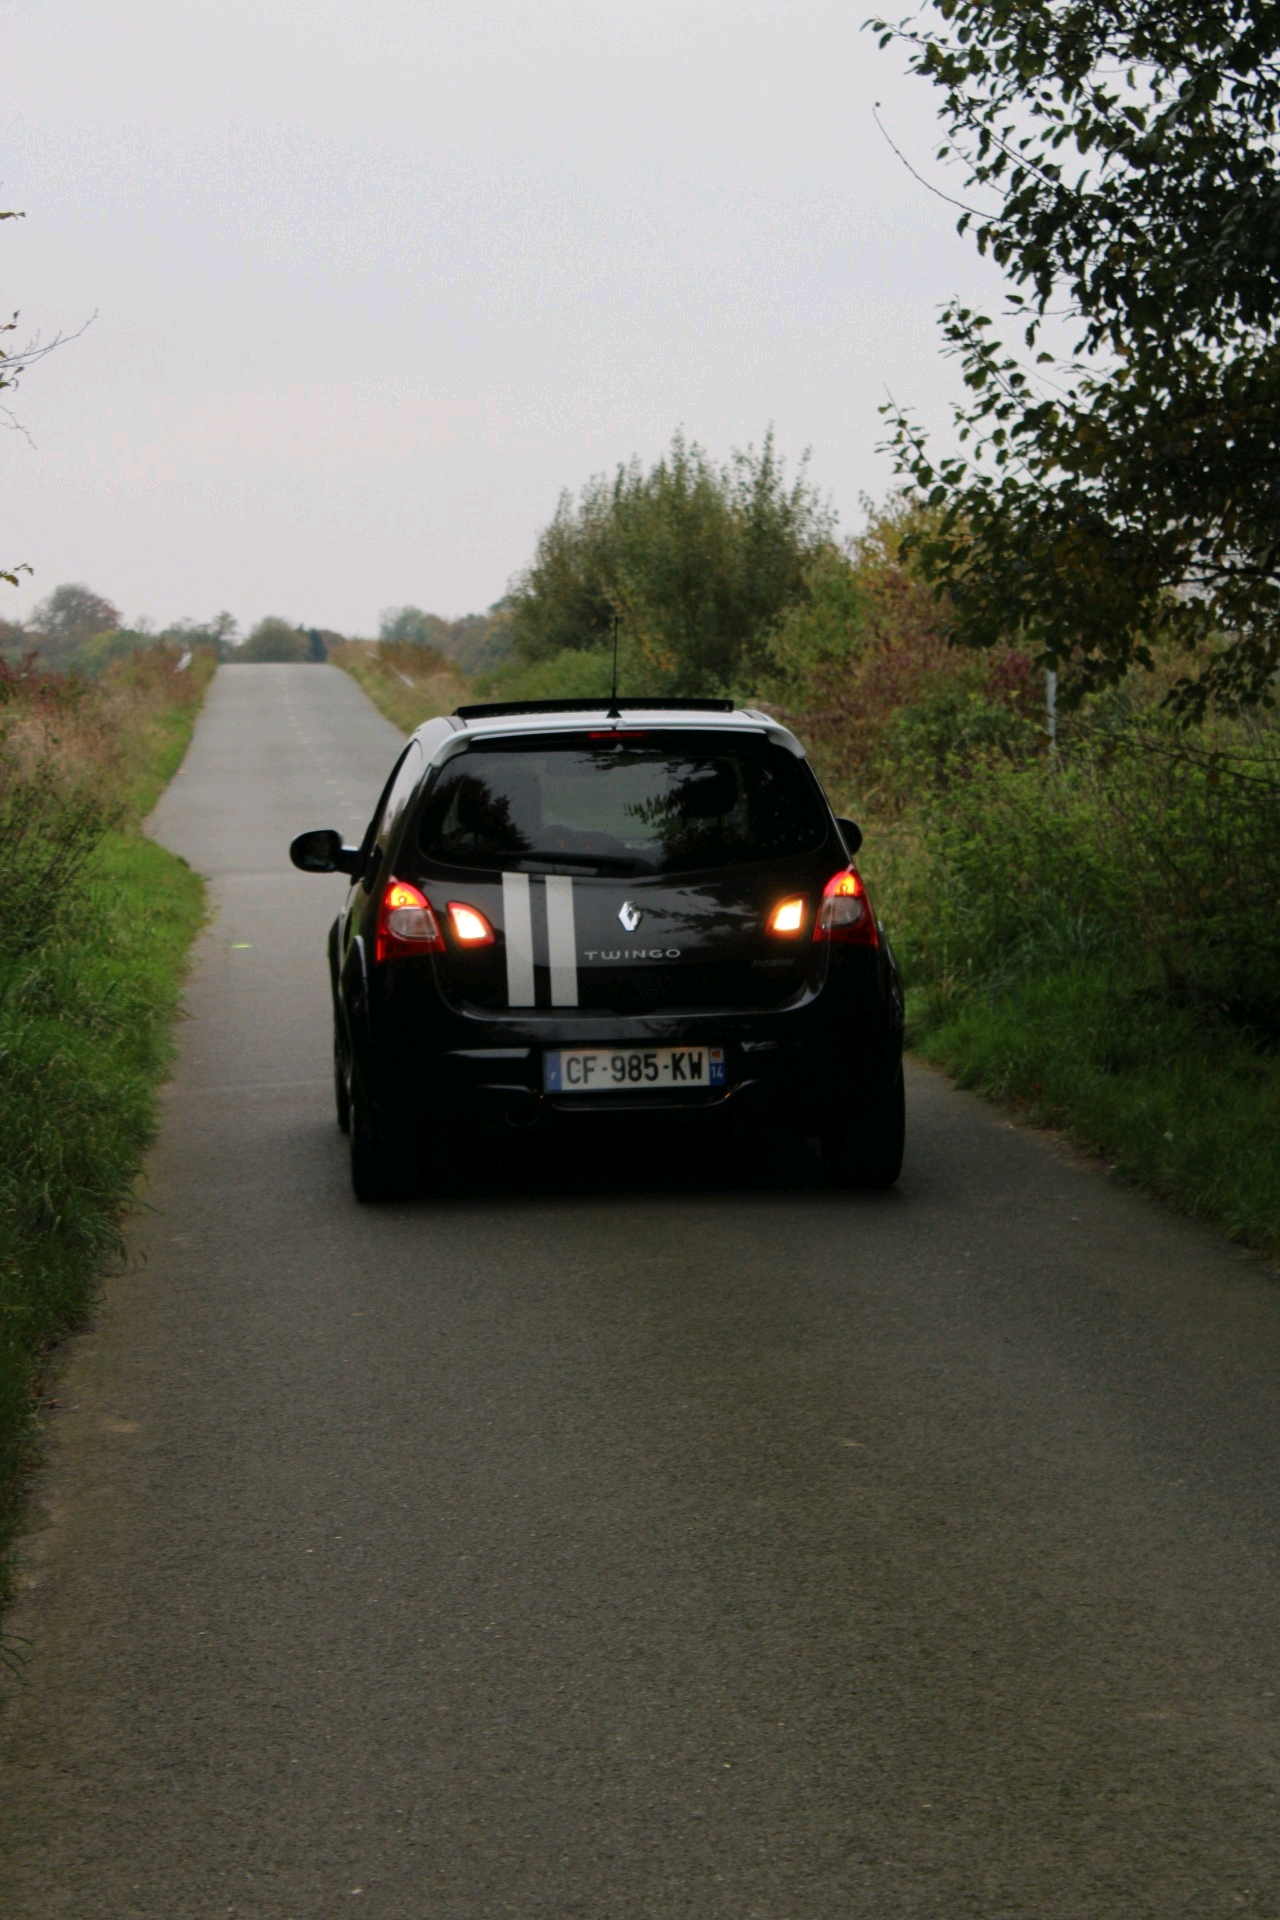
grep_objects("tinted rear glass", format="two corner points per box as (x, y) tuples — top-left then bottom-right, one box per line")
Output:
(416, 731), (829, 875)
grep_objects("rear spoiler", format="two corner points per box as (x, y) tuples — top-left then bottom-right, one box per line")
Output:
(454, 697), (735, 720)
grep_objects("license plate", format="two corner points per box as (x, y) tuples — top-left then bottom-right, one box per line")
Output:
(544, 1045), (726, 1093)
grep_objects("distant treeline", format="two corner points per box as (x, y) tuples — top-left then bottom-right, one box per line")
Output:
(0, 588), (514, 677)
(0, 586), (239, 676)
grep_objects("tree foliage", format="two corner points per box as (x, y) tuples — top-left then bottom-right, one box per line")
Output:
(508, 431), (833, 695)
(26, 583), (122, 670)
(168, 611), (239, 658)
(380, 602), (513, 675)
(379, 605), (451, 650)
(238, 617), (312, 663)
(759, 496), (1041, 812)
(870, 0), (1280, 712)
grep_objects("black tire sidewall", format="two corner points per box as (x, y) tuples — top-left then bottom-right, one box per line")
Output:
(349, 1096), (423, 1203)
(823, 1068), (905, 1189)
(334, 1025), (351, 1134)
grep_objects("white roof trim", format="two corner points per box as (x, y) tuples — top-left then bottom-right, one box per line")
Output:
(428, 706), (805, 762)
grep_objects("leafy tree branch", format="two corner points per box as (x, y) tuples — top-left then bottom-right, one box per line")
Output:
(868, 0), (1280, 713)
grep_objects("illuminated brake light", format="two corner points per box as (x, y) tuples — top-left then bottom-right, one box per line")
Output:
(814, 866), (879, 947)
(769, 895), (806, 935)
(447, 901), (495, 946)
(376, 879), (444, 961)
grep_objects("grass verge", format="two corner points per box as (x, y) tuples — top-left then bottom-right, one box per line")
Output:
(331, 638), (470, 733)
(0, 647), (214, 1618)
(862, 726), (1280, 1261)
(908, 962), (1280, 1254)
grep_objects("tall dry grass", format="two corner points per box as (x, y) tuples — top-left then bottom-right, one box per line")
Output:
(330, 638), (470, 734)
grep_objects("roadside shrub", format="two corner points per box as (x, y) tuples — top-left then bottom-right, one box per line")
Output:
(238, 617), (310, 662)
(0, 647), (212, 1592)
(374, 638), (452, 679)
(379, 606), (452, 650)
(758, 498), (1041, 814)
(474, 644), (618, 705)
(884, 717), (1280, 1043)
(0, 761), (111, 959)
(329, 639), (471, 734)
(504, 430), (833, 695)
(744, 487), (1280, 1249)
(24, 583), (121, 672)
(70, 628), (162, 676)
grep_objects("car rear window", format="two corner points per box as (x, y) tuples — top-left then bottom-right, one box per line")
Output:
(416, 730), (829, 875)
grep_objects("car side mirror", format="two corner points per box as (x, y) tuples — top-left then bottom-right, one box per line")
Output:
(836, 816), (863, 856)
(289, 828), (361, 875)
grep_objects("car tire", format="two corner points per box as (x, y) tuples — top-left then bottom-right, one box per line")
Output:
(822, 1066), (905, 1190)
(334, 1025), (351, 1135)
(350, 1096), (421, 1203)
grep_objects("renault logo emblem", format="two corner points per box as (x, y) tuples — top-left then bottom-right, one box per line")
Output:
(618, 901), (642, 932)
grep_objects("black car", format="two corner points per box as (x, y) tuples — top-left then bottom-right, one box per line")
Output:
(290, 697), (904, 1200)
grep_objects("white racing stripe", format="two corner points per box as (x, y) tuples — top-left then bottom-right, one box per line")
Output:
(545, 875), (579, 1007)
(502, 872), (536, 1006)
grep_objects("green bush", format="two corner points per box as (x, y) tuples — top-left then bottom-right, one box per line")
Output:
(870, 714), (1280, 1250)
(746, 491), (1280, 1253)
(885, 719), (1280, 1034)
(23, 584), (122, 672)
(0, 834), (204, 1544)
(237, 617), (310, 662)
(503, 430), (833, 695)
(65, 628), (161, 677)
(474, 644), (618, 705)
(756, 497), (1042, 816)
(0, 765), (111, 958)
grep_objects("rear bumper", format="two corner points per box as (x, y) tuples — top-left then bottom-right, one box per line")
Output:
(439, 1038), (799, 1130)
(356, 958), (903, 1137)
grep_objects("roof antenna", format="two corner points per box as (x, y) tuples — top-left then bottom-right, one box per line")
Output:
(607, 608), (621, 721)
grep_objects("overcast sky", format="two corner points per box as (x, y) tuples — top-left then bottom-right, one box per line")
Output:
(4, 0), (1005, 636)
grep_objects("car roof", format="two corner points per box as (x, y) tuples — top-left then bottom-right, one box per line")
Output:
(420, 699), (804, 758)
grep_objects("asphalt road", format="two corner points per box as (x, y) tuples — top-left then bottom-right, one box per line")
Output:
(3, 663), (1280, 1919)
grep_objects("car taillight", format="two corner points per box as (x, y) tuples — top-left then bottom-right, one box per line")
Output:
(768, 895), (807, 935)
(376, 879), (444, 962)
(446, 901), (495, 946)
(814, 866), (879, 947)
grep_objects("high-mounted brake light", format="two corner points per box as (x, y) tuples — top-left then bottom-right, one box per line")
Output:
(768, 895), (806, 935)
(376, 879), (444, 962)
(447, 901), (495, 946)
(814, 866), (879, 947)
